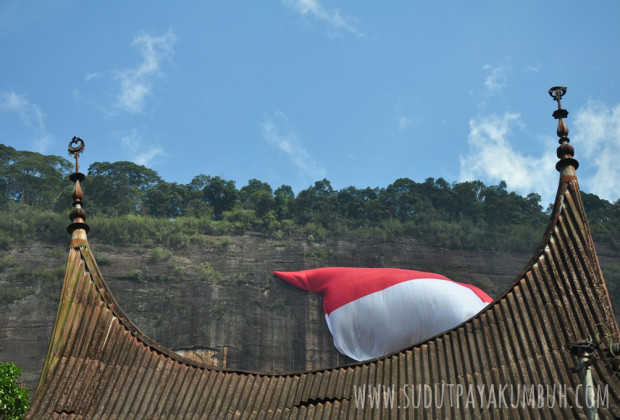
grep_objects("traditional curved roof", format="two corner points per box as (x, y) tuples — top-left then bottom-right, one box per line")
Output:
(27, 89), (620, 418)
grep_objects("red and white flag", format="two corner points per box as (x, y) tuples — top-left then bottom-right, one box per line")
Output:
(273, 267), (492, 361)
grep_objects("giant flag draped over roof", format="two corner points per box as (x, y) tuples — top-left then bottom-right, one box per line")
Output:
(274, 267), (493, 361)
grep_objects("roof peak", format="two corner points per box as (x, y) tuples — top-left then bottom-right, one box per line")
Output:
(549, 86), (579, 173)
(67, 137), (89, 244)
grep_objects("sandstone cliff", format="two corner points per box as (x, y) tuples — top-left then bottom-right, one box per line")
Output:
(1, 233), (617, 390)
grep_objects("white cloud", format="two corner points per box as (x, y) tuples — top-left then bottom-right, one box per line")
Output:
(261, 111), (326, 180)
(112, 29), (176, 114)
(482, 64), (507, 95)
(0, 90), (53, 153)
(0, 90), (45, 130)
(72, 88), (82, 102)
(398, 116), (413, 132)
(32, 135), (53, 154)
(460, 112), (557, 204)
(573, 101), (620, 202)
(281, 0), (363, 37)
(525, 64), (540, 73)
(460, 103), (620, 204)
(115, 129), (166, 167)
(469, 64), (510, 109)
(135, 147), (166, 167)
(84, 72), (101, 81)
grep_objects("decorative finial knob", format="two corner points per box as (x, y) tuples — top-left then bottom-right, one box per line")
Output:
(548, 86), (567, 105)
(68, 136), (85, 173)
(549, 86), (578, 172)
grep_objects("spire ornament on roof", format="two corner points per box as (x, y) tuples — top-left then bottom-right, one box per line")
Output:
(549, 86), (579, 172)
(67, 137), (90, 240)
(68, 136), (85, 173)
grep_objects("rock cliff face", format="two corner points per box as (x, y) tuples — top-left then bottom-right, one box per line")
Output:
(1, 233), (616, 390)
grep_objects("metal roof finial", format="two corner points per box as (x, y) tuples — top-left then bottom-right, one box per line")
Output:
(549, 86), (567, 107)
(68, 136), (85, 173)
(67, 136), (89, 240)
(549, 86), (579, 172)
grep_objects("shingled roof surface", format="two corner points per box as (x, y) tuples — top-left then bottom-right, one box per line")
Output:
(27, 92), (620, 418)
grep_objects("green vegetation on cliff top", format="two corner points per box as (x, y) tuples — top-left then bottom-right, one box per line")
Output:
(2, 143), (620, 254)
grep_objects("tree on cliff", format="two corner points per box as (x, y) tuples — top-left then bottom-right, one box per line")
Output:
(0, 362), (29, 420)
(0, 144), (72, 211)
(87, 161), (162, 215)
(201, 175), (239, 220)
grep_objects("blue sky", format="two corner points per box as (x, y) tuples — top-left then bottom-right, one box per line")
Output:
(1, 1), (620, 206)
